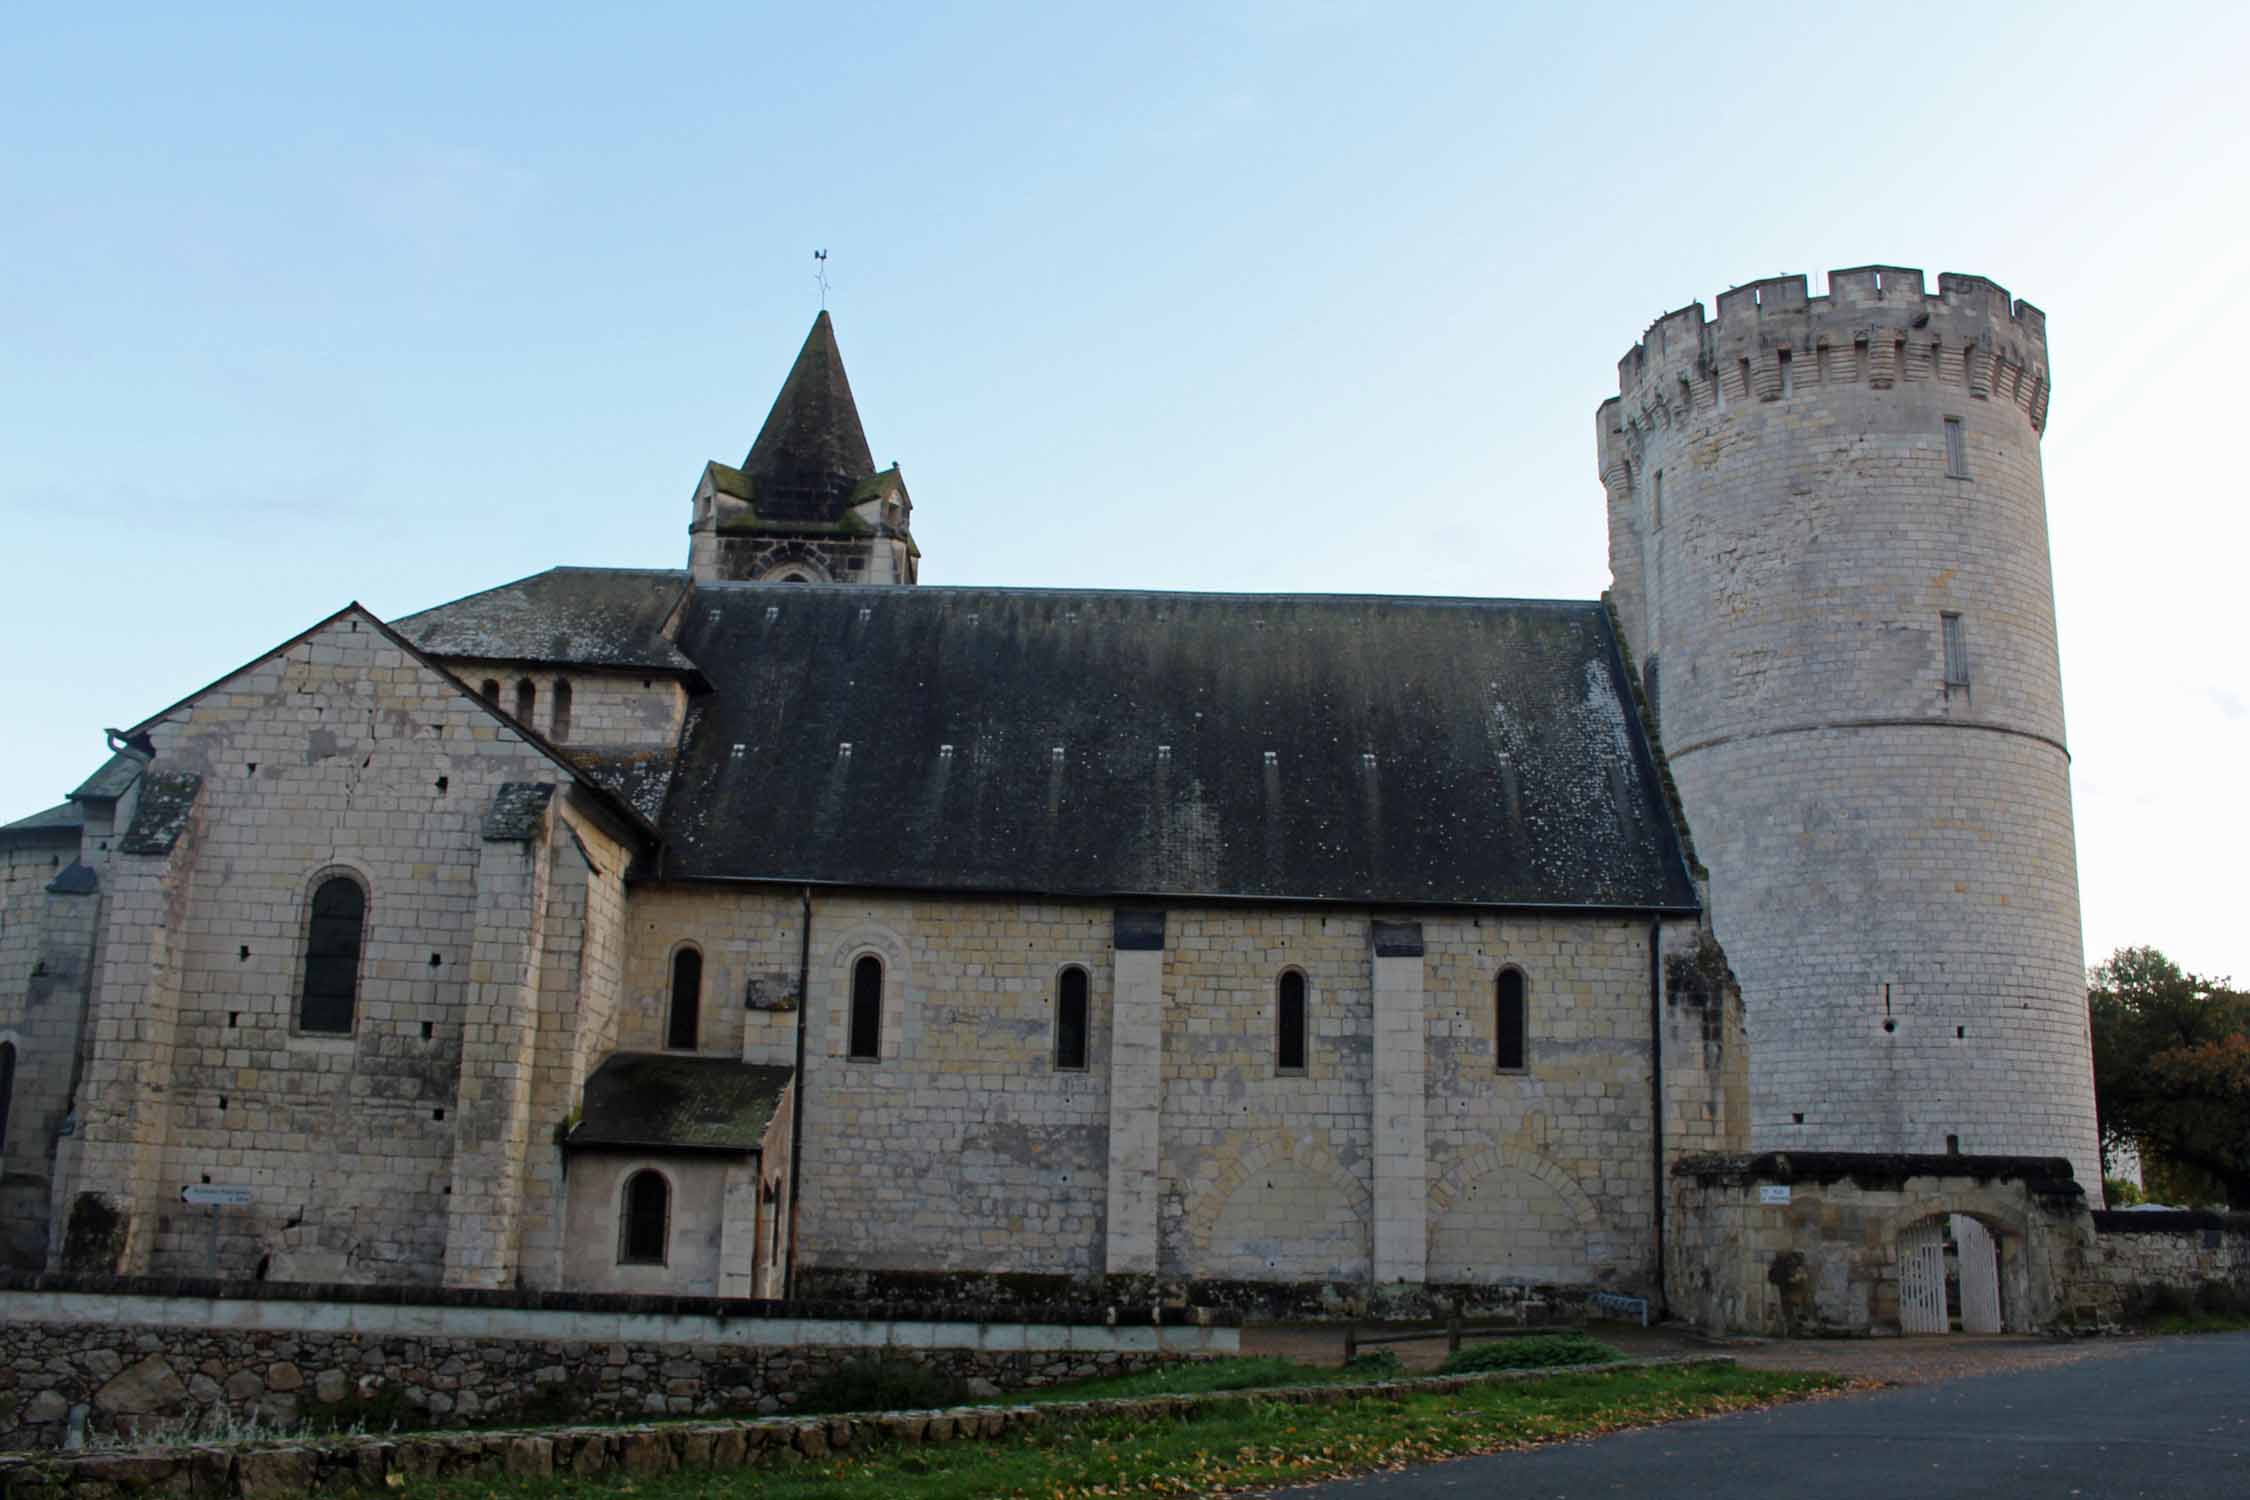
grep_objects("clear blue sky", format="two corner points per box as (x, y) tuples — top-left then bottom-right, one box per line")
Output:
(5, 2), (2246, 979)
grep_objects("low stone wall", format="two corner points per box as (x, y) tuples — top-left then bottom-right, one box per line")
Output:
(1667, 1152), (2089, 1336)
(0, 1356), (1739, 1498)
(0, 1283), (1234, 1453)
(794, 1267), (1605, 1324)
(2071, 1211), (2250, 1319)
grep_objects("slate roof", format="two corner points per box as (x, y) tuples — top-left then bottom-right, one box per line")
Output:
(567, 1053), (794, 1155)
(70, 752), (144, 803)
(735, 311), (877, 523)
(393, 568), (700, 676)
(3, 801), (85, 834)
(653, 585), (1698, 911)
(567, 748), (676, 829)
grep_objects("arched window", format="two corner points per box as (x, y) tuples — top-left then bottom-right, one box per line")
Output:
(480, 679), (500, 705)
(1496, 968), (1528, 1072)
(619, 1169), (670, 1265)
(0, 1042), (15, 1157)
(300, 876), (366, 1034)
(667, 947), (702, 1051)
(513, 678), (536, 724)
(1276, 970), (1307, 1075)
(551, 678), (573, 740)
(1055, 966), (1089, 1071)
(848, 955), (883, 1061)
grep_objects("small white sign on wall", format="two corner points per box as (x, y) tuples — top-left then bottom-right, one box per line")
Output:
(1759, 1184), (1792, 1206)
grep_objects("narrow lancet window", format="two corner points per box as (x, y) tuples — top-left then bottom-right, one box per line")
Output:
(1944, 417), (1969, 478)
(0, 1042), (15, 1157)
(552, 678), (573, 740)
(1942, 613), (1970, 694)
(1055, 966), (1089, 1071)
(514, 678), (536, 724)
(849, 955), (883, 1060)
(668, 947), (702, 1051)
(480, 679), (500, 705)
(1496, 969), (1528, 1071)
(301, 876), (366, 1034)
(1277, 970), (1307, 1074)
(619, 1170), (670, 1264)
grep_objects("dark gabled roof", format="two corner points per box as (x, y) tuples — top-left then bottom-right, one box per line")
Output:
(392, 567), (700, 677)
(736, 311), (877, 523)
(70, 751), (144, 803)
(568, 748), (676, 829)
(119, 770), (202, 855)
(4, 801), (85, 834)
(654, 585), (1698, 911)
(566, 1053), (794, 1155)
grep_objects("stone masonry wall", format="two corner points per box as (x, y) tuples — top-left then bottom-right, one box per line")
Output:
(68, 612), (612, 1285)
(0, 834), (100, 1270)
(0, 1318), (1184, 1453)
(437, 661), (688, 751)
(1597, 267), (2098, 1188)
(2072, 1213), (2250, 1318)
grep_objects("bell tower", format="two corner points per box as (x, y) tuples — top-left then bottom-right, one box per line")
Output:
(687, 311), (919, 585)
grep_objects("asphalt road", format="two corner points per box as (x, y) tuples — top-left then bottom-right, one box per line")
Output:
(1269, 1334), (2250, 1499)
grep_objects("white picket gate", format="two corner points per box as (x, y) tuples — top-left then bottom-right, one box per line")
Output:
(1898, 1218), (1949, 1334)
(1953, 1214), (2003, 1333)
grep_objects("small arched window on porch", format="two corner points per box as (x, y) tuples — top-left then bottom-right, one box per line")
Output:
(1054, 966), (1090, 1071)
(1276, 970), (1308, 1075)
(667, 947), (702, 1051)
(513, 678), (537, 724)
(1495, 968), (1528, 1072)
(0, 1041), (15, 1157)
(619, 1169), (670, 1265)
(848, 955), (883, 1060)
(551, 677), (573, 741)
(300, 876), (366, 1034)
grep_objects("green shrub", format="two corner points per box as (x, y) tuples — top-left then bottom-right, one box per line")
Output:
(1339, 1350), (1402, 1378)
(2134, 1282), (2195, 1320)
(2103, 1177), (2145, 1207)
(2195, 1280), (2249, 1318)
(1437, 1334), (1622, 1376)
(794, 1356), (970, 1415)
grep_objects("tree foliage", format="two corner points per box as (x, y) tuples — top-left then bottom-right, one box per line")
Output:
(2089, 947), (2250, 1208)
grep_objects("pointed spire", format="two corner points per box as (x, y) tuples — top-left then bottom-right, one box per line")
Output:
(740, 310), (876, 520)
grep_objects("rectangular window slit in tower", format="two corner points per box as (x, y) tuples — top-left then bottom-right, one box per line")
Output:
(1652, 470), (1664, 530)
(1777, 348), (1793, 396)
(1815, 343), (1829, 385)
(1944, 417), (1968, 478)
(1946, 1134), (1961, 1155)
(1792, 1112), (1804, 1125)
(1942, 613), (1970, 695)
(1854, 338), (1869, 382)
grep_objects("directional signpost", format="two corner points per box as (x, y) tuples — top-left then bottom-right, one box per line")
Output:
(180, 1185), (253, 1274)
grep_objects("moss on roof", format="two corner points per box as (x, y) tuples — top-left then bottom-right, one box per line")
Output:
(566, 1054), (794, 1154)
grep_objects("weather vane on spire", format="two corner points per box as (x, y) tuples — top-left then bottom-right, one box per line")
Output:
(813, 248), (830, 310)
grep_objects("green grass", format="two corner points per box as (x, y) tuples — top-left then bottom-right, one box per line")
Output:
(1006, 1353), (1399, 1404)
(1437, 1333), (1622, 1375)
(2136, 1312), (2250, 1335)
(397, 1363), (1843, 1500)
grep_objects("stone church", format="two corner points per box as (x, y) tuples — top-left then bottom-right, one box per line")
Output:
(0, 266), (2092, 1315)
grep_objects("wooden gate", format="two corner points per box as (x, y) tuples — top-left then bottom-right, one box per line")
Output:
(1953, 1214), (2003, 1333)
(1898, 1218), (1948, 1334)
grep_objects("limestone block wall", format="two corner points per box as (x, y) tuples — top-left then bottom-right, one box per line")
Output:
(0, 834), (101, 1269)
(434, 660), (689, 751)
(561, 1155), (734, 1295)
(616, 885), (804, 1063)
(798, 895), (1116, 1279)
(66, 613), (617, 1284)
(2073, 1212), (2250, 1316)
(1597, 267), (2098, 1187)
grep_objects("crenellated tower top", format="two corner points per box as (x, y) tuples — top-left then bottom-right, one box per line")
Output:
(1596, 267), (2051, 486)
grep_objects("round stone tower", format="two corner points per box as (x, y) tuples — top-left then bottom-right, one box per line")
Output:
(1596, 266), (2099, 1191)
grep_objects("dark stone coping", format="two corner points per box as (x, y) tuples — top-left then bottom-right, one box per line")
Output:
(0, 1271), (1236, 1328)
(2092, 1209), (2250, 1234)
(481, 782), (557, 843)
(1672, 1150), (2083, 1197)
(117, 770), (201, 855)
